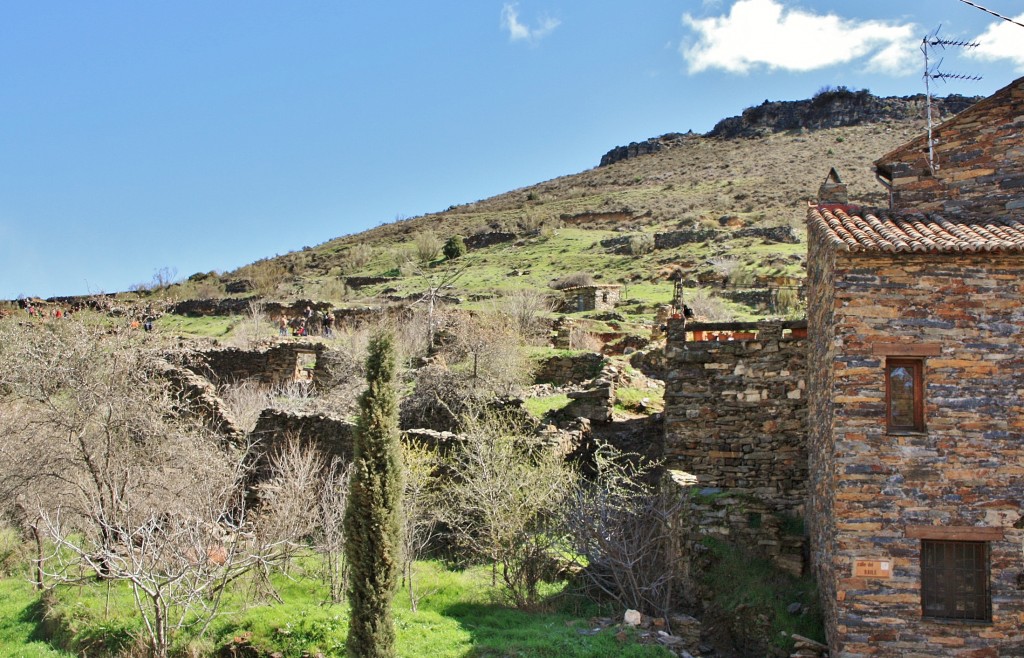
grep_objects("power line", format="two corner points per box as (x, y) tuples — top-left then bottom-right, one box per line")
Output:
(957, 0), (1024, 29)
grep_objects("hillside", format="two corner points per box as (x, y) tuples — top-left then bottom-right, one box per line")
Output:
(14, 89), (974, 325)
(204, 89), (967, 321)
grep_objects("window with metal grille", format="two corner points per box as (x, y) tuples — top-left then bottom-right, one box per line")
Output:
(921, 540), (991, 621)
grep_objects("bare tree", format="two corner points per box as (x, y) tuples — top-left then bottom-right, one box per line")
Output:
(400, 441), (441, 612)
(564, 447), (683, 619)
(496, 289), (556, 341)
(315, 459), (352, 604)
(0, 316), (309, 657)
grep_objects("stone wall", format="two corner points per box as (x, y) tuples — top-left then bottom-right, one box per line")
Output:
(880, 78), (1024, 220)
(654, 228), (721, 249)
(534, 352), (605, 385)
(169, 299), (409, 328)
(666, 472), (805, 590)
(560, 285), (622, 313)
(464, 231), (517, 250)
(663, 319), (808, 514)
(193, 343), (326, 388)
(805, 246), (1024, 655)
(153, 359), (244, 441)
(732, 225), (800, 243)
(249, 409), (355, 480)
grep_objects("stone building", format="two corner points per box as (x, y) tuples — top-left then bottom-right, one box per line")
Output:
(806, 76), (1024, 656)
(560, 284), (621, 312)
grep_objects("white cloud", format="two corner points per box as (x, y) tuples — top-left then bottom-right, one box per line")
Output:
(967, 15), (1024, 71)
(681, 0), (918, 75)
(501, 3), (560, 44)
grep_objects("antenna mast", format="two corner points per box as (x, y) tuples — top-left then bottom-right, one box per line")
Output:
(921, 26), (981, 173)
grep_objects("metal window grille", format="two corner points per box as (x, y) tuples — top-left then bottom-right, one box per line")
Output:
(921, 540), (991, 621)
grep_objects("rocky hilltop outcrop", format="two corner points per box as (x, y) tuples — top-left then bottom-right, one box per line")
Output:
(599, 88), (981, 166)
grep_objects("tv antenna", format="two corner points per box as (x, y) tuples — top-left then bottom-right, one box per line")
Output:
(922, 25), (981, 172)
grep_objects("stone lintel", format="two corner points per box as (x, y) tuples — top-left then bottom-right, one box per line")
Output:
(870, 343), (942, 357)
(904, 525), (1005, 541)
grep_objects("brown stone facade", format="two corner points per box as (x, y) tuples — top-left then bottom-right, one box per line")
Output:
(877, 77), (1024, 219)
(806, 245), (1024, 655)
(663, 319), (808, 515)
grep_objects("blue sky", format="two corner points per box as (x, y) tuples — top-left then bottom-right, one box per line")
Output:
(3, 0), (1023, 299)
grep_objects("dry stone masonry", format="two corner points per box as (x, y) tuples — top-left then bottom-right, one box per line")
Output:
(663, 319), (808, 515)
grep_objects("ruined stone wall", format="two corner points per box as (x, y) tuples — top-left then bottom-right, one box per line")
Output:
(808, 248), (1024, 656)
(561, 286), (621, 313)
(195, 343), (326, 388)
(663, 320), (807, 514)
(882, 79), (1024, 220)
(249, 409), (355, 480)
(534, 352), (605, 385)
(666, 472), (804, 596)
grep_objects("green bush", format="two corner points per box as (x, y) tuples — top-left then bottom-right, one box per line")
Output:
(443, 235), (467, 261)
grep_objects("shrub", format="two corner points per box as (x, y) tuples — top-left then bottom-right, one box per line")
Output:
(443, 235), (467, 261)
(627, 234), (654, 256)
(413, 231), (443, 264)
(345, 243), (375, 270)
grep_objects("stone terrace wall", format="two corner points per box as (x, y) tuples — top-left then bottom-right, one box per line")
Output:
(663, 320), (808, 513)
(806, 248), (1024, 656)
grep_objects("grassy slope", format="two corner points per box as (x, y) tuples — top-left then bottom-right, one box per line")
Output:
(238, 121), (922, 314)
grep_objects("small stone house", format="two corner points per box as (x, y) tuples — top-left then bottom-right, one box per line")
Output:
(806, 76), (1024, 656)
(560, 284), (621, 312)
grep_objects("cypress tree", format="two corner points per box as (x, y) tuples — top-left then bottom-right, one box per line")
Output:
(344, 332), (402, 658)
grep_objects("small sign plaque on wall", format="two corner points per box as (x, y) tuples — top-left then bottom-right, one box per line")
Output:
(853, 559), (892, 579)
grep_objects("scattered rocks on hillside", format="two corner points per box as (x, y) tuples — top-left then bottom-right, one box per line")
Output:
(581, 610), (703, 657)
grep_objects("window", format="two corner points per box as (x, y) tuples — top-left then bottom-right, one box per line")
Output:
(886, 358), (924, 432)
(921, 540), (991, 621)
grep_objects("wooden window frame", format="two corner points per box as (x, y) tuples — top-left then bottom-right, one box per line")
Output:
(920, 539), (992, 623)
(886, 357), (924, 433)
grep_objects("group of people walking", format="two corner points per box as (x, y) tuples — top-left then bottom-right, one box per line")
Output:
(279, 306), (335, 337)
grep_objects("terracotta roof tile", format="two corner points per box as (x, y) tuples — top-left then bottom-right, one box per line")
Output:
(807, 204), (1024, 254)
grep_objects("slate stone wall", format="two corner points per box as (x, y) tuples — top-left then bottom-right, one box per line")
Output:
(882, 79), (1024, 220)
(805, 244), (1024, 655)
(249, 409), (355, 482)
(534, 352), (605, 386)
(193, 343), (326, 388)
(663, 319), (808, 514)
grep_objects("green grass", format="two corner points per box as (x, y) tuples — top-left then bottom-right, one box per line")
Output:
(700, 538), (824, 651)
(613, 386), (664, 415)
(155, 314), (239, 337)
(524, 393), (572, 419)
(0, 579), (73, 657)
(16, 560), (673, 658)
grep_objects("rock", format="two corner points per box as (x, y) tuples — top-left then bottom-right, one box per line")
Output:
(787, 602), (803, 615)
(791, 634), (828, 651)
(624, 609), (643, 626)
